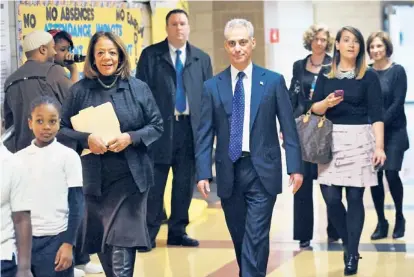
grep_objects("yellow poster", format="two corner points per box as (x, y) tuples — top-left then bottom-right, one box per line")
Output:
(16, 0), (147, 78)
(150, 0), (189, 44)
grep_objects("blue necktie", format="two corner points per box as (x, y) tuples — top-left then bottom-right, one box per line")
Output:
(175, 49), (186, 113)
(228, 71), (245, 162)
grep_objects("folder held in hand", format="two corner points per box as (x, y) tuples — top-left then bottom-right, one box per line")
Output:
(70, 102), (121, 156)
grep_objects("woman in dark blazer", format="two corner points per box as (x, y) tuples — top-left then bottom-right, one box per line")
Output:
(59, 32), (163, 276)
(288, 24), (338, 248)
(367, 31), (409, 240)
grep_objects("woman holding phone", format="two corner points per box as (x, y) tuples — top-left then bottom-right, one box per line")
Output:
(311, 26), (386, 276)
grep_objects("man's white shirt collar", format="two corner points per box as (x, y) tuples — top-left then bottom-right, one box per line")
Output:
(169, 43), (186, 56)
(230, 62), (253, 82)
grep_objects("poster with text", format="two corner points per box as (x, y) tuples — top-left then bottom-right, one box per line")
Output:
(16, 0), (147, 78)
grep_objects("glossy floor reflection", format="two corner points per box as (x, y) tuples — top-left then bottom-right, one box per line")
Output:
(87, 105), (414, 277)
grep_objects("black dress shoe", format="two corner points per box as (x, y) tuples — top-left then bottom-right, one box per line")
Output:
(392, 218), (405, 239)
(370, 220), (389, 240)
(167, 235), (199, 247)
(344, 254), (362, 276)
(299, 240), (311, 248)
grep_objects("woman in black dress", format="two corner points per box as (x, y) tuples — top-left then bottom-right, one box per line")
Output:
(59, 32), (163, 276)
(288, 24), (339, 248)
(367, 31), (409, 240)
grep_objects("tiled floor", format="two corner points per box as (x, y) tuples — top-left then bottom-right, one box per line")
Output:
(87, 105), (414, 277)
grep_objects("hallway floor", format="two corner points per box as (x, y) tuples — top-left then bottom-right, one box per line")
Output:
(87, 105), (414, 277)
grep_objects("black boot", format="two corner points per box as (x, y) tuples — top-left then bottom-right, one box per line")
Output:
(392, 217), (405, 239)
(112, 246), (136, 277)
(344, 254), (362, 276)
(370, 220), (389, 240)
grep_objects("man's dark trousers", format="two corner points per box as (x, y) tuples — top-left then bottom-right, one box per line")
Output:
(147, 116), (195, 241)
(221, 156), (276, 277)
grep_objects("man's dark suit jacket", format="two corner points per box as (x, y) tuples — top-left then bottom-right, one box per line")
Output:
(196, 64), (302, 199)
(136, 38), (213, 164)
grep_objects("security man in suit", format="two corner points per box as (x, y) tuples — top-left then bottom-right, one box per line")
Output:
(136, 9), (213, 248)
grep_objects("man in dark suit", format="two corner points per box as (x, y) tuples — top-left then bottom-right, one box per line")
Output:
(195, 19), (303, 276)
(136, 9), (213, 248)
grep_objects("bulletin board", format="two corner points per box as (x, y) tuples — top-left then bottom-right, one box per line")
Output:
(16, 0), (147, 77)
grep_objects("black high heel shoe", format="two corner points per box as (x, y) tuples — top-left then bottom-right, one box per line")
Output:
(393, 217), (406, 239)
(370, 220), (389, 240)
(344, 254), (362, 276)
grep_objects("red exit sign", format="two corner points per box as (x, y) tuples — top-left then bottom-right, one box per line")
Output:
(270, 28), (279, 43)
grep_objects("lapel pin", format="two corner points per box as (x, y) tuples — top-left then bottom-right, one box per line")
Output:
(260, 81), (264, 86)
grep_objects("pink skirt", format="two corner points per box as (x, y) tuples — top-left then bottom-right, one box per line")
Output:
(317, 124), (378, 188)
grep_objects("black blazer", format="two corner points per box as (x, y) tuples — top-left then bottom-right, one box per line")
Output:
(289, 54), (332, 118)
(136, 39), (213, 164)
(59, 77), (163, 196)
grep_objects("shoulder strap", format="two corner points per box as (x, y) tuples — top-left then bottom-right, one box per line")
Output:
(4, 63), (62, 104)
(4, 76), (46, 93)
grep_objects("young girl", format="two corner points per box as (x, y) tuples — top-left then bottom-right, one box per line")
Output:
(16, 96), (84, 277)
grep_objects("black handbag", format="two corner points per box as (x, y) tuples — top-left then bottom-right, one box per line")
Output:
(295, 108), (333, 164)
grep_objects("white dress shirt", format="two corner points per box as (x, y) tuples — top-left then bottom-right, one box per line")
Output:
(1, 145), (31, 260)
(231, 62), (253, 152)
(169, 43), (190, 115)
(15, 139), (83, 237)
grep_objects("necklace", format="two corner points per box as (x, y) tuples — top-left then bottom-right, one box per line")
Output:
(336, 66), (355, 79)
(309, 56), (322, 67)
(97, 76), (118, 89)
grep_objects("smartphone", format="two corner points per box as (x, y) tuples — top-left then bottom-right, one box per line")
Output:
(334, 90), (344, 97)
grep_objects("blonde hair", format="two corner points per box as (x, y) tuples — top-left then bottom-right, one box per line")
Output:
(83, 32), (131, 79)
(303, 24), (333, 52)
(327, 26), (367, 80)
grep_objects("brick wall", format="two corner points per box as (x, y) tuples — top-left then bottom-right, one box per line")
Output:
(313, 1), (382, 42)
(187, 1), (383, 75)
(188, 1), (214, 68)
(188, 1), (265, 74)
